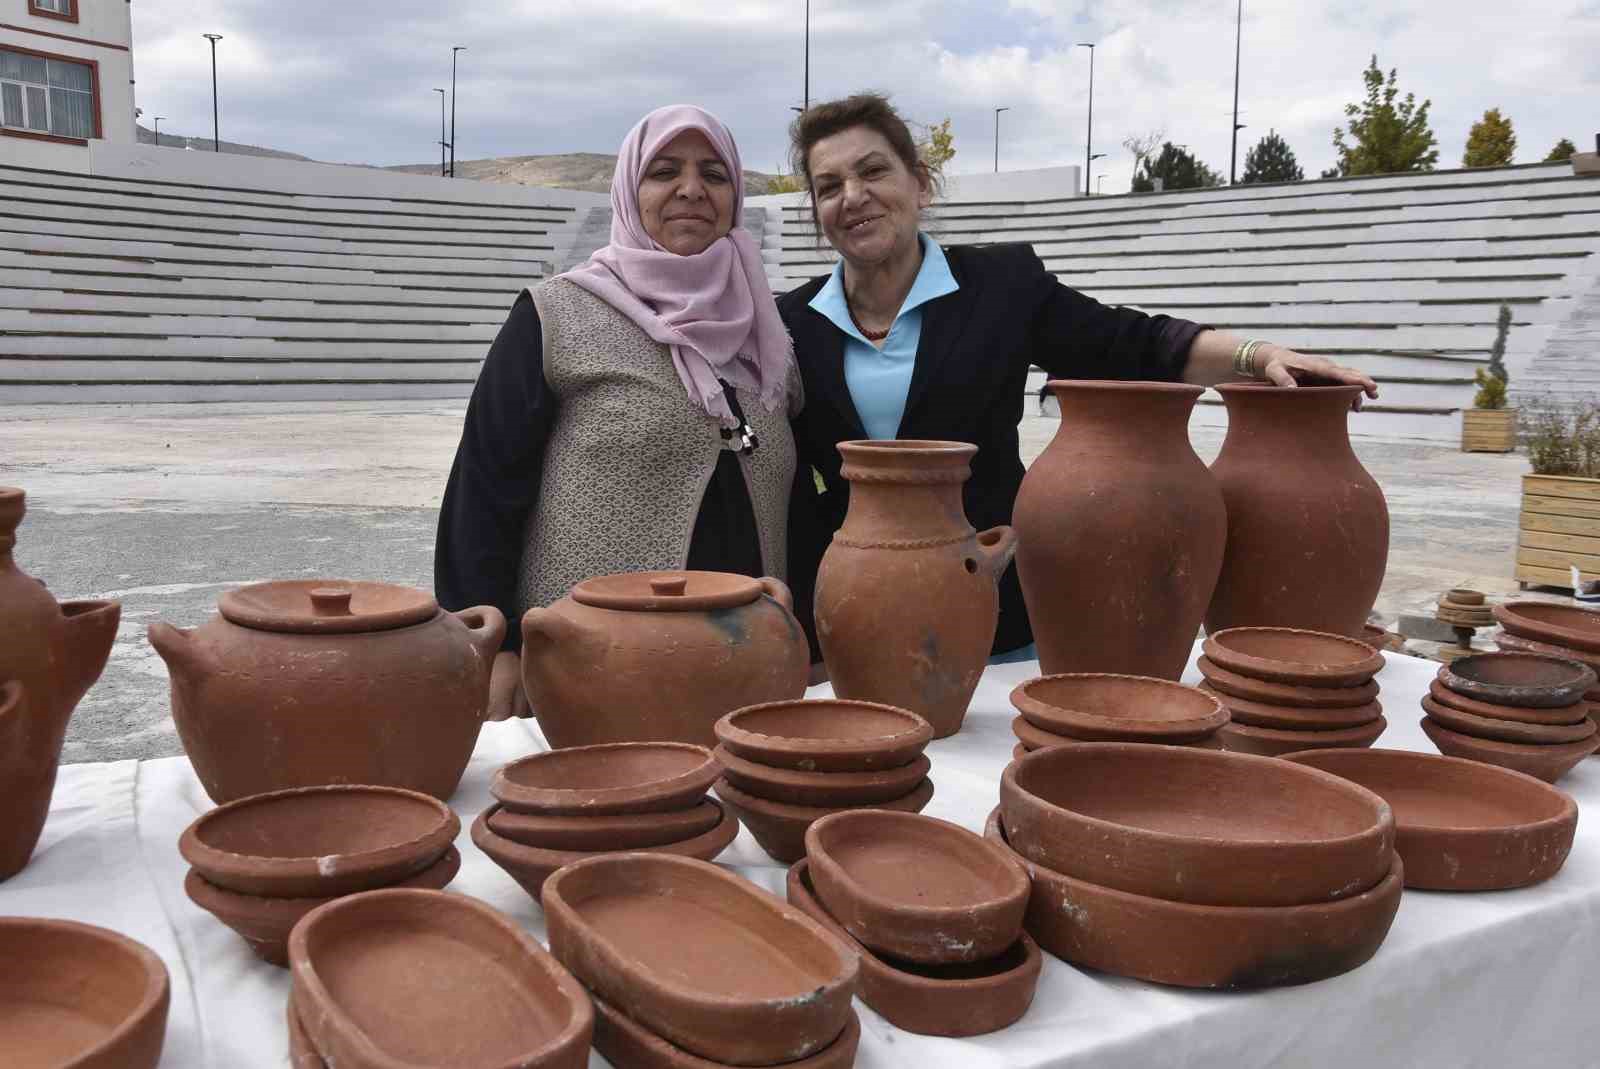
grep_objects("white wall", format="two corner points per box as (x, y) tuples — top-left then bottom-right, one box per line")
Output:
(1, 0), (136, 144)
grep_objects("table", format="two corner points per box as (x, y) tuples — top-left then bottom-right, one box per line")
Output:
(5, 645), (1597, 1069)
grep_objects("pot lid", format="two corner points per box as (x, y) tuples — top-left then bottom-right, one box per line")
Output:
(218, 580), (438, 634)
(570, 571), (762, 611)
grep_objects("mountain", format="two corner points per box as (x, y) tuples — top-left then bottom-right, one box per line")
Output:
(384, 152), (783, 194)
(134, 124), (313, 161)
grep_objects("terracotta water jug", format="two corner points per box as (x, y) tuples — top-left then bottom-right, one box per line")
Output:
(1014, 382), (1226, 680)
(0, 488), (121, 880)
(1205, 384), (1389, 637)
(814, 441), (1016, 738)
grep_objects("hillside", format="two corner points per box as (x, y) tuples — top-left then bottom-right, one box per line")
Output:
(384, 152), (783, 194)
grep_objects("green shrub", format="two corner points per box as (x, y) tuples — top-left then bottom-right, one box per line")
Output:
(1523, 396), (1600, 477)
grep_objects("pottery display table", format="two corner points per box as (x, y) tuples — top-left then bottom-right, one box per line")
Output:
(5, 645), (1598, 1069)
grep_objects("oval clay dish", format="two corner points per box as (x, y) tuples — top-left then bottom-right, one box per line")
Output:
(715, 698), (933, 773)
(1281, 748), (1579, 891)
(1000, 743), (1394, 908)
(714, 775), (935, 864)
(0, 917), (170, 1069)
(1010, 674), (1228, 743)
(713, 745), (931, 807)
(1437, 653), (1596, 709)
(590, 993), (861, 1069)
(542, 853), (860, 1067)
(1217, 715), (1388, 757)
(1493, 601), (1600, 654)
(486, 800), (723, 852)
(1197, 683), (1384, 731)
(1203, 628), (1385, 688)
(1421, 695), (1599, 746)
(1197, 656), (1380, 709)
(490, 742), (720, 816)
(1420, 717), (1598, 784)
(1425, 679), (1590, 726)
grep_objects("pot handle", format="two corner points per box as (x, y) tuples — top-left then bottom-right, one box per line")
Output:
(147, 621), (216, 676)
(757, 577), (795, 612)
(973, 525), (1018, 580)
(451, 605), (507, 662)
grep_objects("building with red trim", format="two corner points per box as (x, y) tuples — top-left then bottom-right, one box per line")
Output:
(2, 0), (133, 147)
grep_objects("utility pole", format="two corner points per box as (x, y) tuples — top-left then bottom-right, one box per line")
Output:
(994, 107), (1009, 173)
(202, 34), (223, 152)
(1229, 0), (1244, 184)
(1078, 42), (1095, 197)
(450, 46), (466, 177)
(434, 88), (447, 177)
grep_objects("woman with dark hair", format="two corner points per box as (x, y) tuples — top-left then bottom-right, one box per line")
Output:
(780, 92), (1378, 662)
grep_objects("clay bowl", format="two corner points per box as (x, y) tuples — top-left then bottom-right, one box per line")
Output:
(286, 991), (326, 1069)
(1013, 715), (1225, 751)
(486, 799), (723, 851)
(985, 809), (1403, 989)
(542, 853), (859, 1067)
(184, 847), (460, 966)
(1281, 748), (1579, 890)
(999, 743), (1394, 907)
(787, 860), (1040, 1037)
(178, 784), (459, 899)
(1197, 656), (1380, 709)
(1198, 683), (1384, 731)
(1217, 716), (1388, 757)
(1493, 600), (1600, 654)
(714, 698), (933, 773)
(0, 917), (170, 1069)
(1494, 630), (1600, 671)
(472, 800), (738, 900)
(1437, 653), (1596, 709)
(289, 887), (594, 1069)
(1420, 717), (1598, 783)
(714, 745), (931, 807)
(1425, 678), (1590, 726)
(590, 993), (861, 1069)
(1203, 628), (1384, 688)
(713, 774), (935, 864)
(1422, 695), (1599, 746)
(490, 742), (720, 816)
(1009, 674), (1228, 743)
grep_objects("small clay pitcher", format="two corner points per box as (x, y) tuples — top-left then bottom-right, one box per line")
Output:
(0, 488), (121, 881)
(814, 441), (1016, 738)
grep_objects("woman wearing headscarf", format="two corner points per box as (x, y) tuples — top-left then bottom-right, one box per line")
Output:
(435, 105), (800, 720)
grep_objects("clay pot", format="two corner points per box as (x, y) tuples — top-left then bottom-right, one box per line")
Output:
(1217, 716), (1388, 756)
(1199, 683), (1384, 731)
(1282, 748), (1579, 891)
(1420, 717), (1598, 783)
(487, 800), (723, 851)
(1205, 384), (1390, 638)
(713, 775), (935, 864)
(178, 784), (459, 898)
(1495, 630), (1600, 671)
(590, 993), (861, 1069)
(1010, 674), (1228, 743)
(1422, 695), (1599, 745)
(1493, 600), (1600, 653)
(1203, 627), (1384, 687)
(714, 745), (931, 807)
(787, 860), (1040, 1037)
(1426, 679), (1590, 726)
(522, 570), (808, 750)
(1437, 653), (1596, 708)
(150, 580), (503, 804)
(0, 488), (121, 881)
(1012, 715), (1224, 750)
(1197, 656), (1380, 708)
(290, 888), (593, 1069)
(0, 917), (169, 1069)
(985, 809), (1403, 989)
(814, 441), (1016, 738)
(285, 991), (326, 1069)
(1014, 382), (1226, 681)
(1000, 743), (1394, 907)
(714, 699), (932, 772)
(542, 853), (859, 1067)
(490, 742), (721, 815)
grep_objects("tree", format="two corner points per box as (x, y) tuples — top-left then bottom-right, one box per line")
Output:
(1131, 142), (1223, 192)
(1330, 55), (1438, 176)
(1546, 138), (1578, 162)
(1463, 108), (1516, 168)
(1121, 129), (1166, 179)
(909, 117), (956, 181)
(1241, 129), (1304, 184)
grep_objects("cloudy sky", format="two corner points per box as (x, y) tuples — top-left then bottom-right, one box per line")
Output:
(131, 0), (1600, 192)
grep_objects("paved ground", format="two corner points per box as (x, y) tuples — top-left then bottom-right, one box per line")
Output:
(3, 400), (1528, 764)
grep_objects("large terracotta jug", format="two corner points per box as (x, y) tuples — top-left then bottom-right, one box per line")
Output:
(1205, 383), (1389, 637)
(1014, 382), (1226, 680)
(814, 441), (1016, 738)
(0, 487), (121, 880)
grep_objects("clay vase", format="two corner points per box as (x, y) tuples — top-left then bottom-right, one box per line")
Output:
(1013, 383), (1225, 680)
(814, 441), (1017, 738)
(1205, 384), (1389, 638)
(150, 580), (503, 803)
(0, 488), (121, 881)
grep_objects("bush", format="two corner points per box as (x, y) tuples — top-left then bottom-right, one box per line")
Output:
(1522, 397), (1600, 477)
(1473, 368), (1508, 409)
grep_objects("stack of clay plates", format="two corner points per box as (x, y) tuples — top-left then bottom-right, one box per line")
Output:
(473, 742), (737, 899)
(1494, 600), (1600, 734)
(1199, 627), (1387, 756)
(993, 744), (1402, 989)
(711, 699), (935, 863)
(1436, 588), (1495, 629)
(1422, 652), (1599, 783)
(1008, 674), (1228, 760)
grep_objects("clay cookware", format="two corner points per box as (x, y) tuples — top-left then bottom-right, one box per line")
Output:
(1422, 695), (1598, 746)
(1010, 674), (1228, 743)
(491, 742), (720, 815)
(150, 579), (503, 804)
(1197, 656), (1380, 709)
(286, 991), (327, 1069)
(787, 860), (1040, 1038)
(804, 810), (1030, 965)
(986, 809), (1403, 989)
(590, 993), (861, 1069)
(1425, 679), (1590, 726)
(1282, 748), (1579, 891)
(714, 774), (935, 864)
(487, 799), (723, 851)
(542, 853), (859, 1067)
(714, 745), (931, 807)
(1203, 627), (1384, 688)
(290, 887), (593, 1069)
(1493, 600), (1600, 653)
(1198, 683), (1384, 731)
(0, 917), (169, 1069)
(521, 570), (809, 750)
(179, 784), (459, 899)
(1000, 743), (1394, 907)
(1420, 718), (1598, 783)
(715, 698), (932, 772)
(1217, 715), (1388, 757)
(1494, 630), (1600, 671)
(1012, 715), (1224, 751)
(1437, 653), (1596, 708)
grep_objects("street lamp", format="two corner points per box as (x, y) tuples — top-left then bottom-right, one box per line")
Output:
(1097, 174), (1105, 194)
(201, 33), (223, 152)
(801, 0), (810, 115)
(449, 45), (466, 178)
(152, 116), (165, 145)
(994, 107), (1009, 173)
(433, 88), (447, 177)
(1077, 42), (1095, 197)
(1229, 0), (1244, 184)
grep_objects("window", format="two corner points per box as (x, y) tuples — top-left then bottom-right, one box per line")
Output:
(1, 48), (96, 140)
(28, 0), (75, 18)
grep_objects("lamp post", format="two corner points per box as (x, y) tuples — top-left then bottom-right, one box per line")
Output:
(801, 0), (809, 114)
(1097, 174), (1105, 194)
(201, 33), (222, 152)
(152, 115), (165, 145)
(993, 106), (1009, 173)
(449, 45), (466, 177)
(433, 88), (447, 177)
(1077, 42), (1095, 197)
(1229, 0), (1244, 184)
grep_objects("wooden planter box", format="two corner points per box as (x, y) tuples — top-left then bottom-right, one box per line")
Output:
(1517, 474), (1600, 588)
(1462, 408), (1518, 453)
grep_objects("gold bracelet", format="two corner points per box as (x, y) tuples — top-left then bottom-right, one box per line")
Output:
(1232, 339), (1264, 378)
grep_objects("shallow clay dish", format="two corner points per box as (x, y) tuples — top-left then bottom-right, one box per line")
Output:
(290, 887), (593, 1069)
(1198, 683), (1384, 731)
(490, 742), (720, 816)
(1203, 628), (1384, 687)
(487, 800), (723, 851)
(1197, 656), (1380, 709)
(1420, 717), (1598, 783)
(178, 784), (459, 899)
(590, 994), (861, 1069)
(1011, 714), (1223, 750)
(1000, 744), (1394, 908)
(804, 810), (1029, 965)
(1013, 742), (1030, 761)
(787, 860), (1039, 1037)
(1493, 601), (1600, 654)
(713, 774), (935, 863)
(1438, 653), (1596, 709)
(714, 745), (931, 807)
(714, 698), (933, 772)
(986, 809), (1403, 989)
(1218, 715), (1388, 757)
(1282, 748), (1579, 891)
(1010, 674), (1228, 743)
(286, 992), (327, 1069)
(542, 853), (859, 1067)
(1425, 679), (1590, 726)
(1422, 695), (1599, 745)
(0, 917), (170, 1069)
(1494, 630), (1600, 671)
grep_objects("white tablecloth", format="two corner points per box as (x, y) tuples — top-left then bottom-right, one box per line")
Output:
(5, 645), (1598, 1069)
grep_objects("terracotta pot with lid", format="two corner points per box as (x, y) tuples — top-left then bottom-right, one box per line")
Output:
(150, 580), (504, 803)
(521, 570), (809, 750)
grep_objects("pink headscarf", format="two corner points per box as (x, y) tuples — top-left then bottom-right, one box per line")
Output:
(559, 105), (793, 427)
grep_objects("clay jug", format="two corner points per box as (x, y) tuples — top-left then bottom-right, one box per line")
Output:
(0, 487), (121, 880)
(1013, 382), (1226, 680)
(1205, 383), (1389, 637)
(814, 441), (1016, 738)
